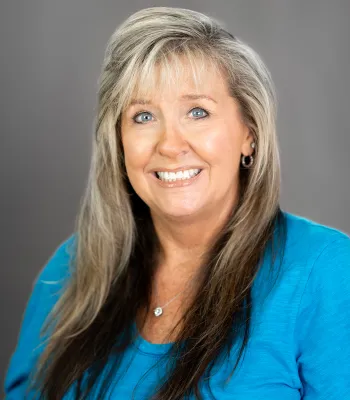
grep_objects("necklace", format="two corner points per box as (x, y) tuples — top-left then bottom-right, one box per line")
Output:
(152, 273), (197, 317)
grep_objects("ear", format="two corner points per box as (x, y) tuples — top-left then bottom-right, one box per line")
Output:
(241, 127), (255, 156)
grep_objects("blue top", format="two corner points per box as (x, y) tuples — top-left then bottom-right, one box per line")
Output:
(4, 212), (350, 399)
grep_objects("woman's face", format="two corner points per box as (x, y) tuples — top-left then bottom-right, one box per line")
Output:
(121, 60), (253, 221)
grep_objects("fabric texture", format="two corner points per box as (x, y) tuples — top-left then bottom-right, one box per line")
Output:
(4, 211), (350, 399)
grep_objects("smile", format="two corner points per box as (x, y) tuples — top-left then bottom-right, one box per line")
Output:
(155, 169), (201, 182)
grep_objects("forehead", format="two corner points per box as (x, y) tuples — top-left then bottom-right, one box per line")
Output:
(126, 55), (229, 106)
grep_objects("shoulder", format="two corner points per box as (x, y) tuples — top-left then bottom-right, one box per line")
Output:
(282, 210), (350, 289)
(280, 211), (350, 322)
(27, 233), (77, 322)
(281, 211), (350, 268)
(34, 233), (77, 293)
(283, 210), (350, 249)
(254, 211), (350, 308)
(23, 233), (77, 321)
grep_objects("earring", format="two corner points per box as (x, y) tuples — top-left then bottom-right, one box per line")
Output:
(241, 154), (254, 168)
(241, 141), (255, 168)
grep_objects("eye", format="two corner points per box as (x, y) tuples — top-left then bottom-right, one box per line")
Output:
(189, 107), (209, 119)
(132, 111), (153, 124)
(132, 107), (210, 124)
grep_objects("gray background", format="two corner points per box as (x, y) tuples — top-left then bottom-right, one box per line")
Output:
(1, 0), (349, 386)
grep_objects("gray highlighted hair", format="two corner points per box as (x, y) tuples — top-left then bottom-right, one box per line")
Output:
(32, 7), (284, 400)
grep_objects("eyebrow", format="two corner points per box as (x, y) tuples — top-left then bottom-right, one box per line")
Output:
(128, 94), (217, 107)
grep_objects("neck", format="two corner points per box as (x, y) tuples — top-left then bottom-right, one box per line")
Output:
(151, 196), (237, 278)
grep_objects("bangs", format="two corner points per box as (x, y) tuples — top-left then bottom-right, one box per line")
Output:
(121, 46), (224, 110)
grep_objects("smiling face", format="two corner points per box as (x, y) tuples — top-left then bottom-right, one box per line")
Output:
(120, 58), (254, 222)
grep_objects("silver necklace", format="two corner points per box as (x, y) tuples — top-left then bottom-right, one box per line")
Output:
(152, 274), (196, 317)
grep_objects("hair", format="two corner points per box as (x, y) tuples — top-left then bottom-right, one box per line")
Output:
(31, 6), (287, 400)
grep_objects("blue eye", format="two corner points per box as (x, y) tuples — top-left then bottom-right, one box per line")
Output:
(132, 107), (209, 124)
(133, 112), (153, 124)
(190, 107), (209, 119)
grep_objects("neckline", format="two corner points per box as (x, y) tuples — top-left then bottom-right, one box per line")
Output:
(129, 211), (287, 357)
(131, 321), (174, 356)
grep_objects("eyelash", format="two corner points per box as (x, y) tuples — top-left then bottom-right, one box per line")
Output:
(131, 107), (210, 124)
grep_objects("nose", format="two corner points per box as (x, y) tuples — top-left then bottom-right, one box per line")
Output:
(156, 124), (190, 159)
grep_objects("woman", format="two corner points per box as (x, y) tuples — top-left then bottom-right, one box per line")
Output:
(5, 6), (350, 400)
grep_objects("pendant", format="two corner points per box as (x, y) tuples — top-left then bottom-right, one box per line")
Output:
(153, 307), (163, 317)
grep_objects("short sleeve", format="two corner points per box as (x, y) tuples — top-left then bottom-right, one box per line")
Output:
(294, 234), (350, 400)
(4, 235), (75, 399)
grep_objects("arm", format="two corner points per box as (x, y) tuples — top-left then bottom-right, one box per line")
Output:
(4, 236), (74, 399)
(294, 234), (350, 399)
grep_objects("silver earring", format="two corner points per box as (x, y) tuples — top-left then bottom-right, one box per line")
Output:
(241, 141), (255, 167)
(241, 154), (254, 168)
(241, 141), (255, 168)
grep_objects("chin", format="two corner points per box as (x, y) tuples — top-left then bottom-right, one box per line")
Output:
(149, 197), (207, 220)
(158, 206), (202, 220)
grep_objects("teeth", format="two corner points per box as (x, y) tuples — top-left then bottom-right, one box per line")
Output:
(156, 169), (201, 182)
(183, 170), (190, 179)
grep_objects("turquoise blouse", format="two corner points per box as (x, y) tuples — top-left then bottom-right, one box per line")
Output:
(4, 212), (350, 399)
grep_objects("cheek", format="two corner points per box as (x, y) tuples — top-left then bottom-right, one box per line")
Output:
(122, 135), (154, 171)
(199, 129), (242, 168)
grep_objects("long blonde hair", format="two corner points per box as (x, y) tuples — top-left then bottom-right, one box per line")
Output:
(32, 6), (285, 399)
